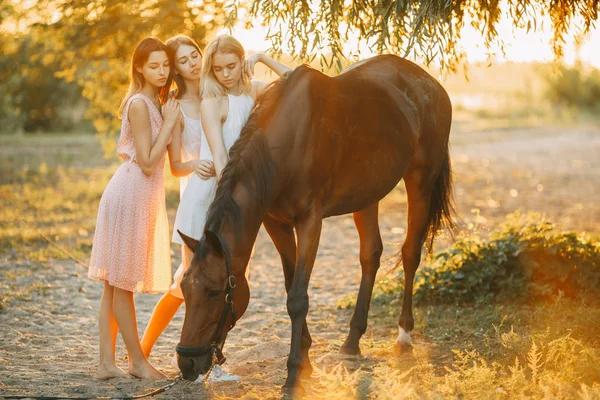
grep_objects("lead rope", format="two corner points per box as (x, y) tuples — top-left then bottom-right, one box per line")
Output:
(199, 354), (217, 385)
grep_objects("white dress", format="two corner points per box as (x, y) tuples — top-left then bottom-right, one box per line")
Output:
(169, 107), (203, 298)
(173, 93), (254, 244)
(178, 108), (203, 196)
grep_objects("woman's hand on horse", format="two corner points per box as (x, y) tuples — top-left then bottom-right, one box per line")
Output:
(244, 53), (263, 80)
(194, 160), (216, 180)
(162, 97), (180, 126)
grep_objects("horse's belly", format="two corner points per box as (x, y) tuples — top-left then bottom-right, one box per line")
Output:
(322, 146), (410, 217)
(323, 186), (392, 217)
(323, 172), (406, 217)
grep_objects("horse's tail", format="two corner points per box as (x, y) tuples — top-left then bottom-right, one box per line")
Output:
(424, 147), (456, 252)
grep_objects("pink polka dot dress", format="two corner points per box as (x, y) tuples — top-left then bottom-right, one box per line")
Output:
(88, 93), (172, 293)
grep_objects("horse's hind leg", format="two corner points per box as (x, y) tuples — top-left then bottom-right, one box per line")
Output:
(340, 202), (383, 355)
(396, 167), (434, 352)
(263, 215), (313, 378)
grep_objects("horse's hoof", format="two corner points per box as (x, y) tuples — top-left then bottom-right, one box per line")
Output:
(339, 345), (361, 356)
(393, 327), (413, 355)
(393, 341), (413, 356)
(282, 383), (305, 399)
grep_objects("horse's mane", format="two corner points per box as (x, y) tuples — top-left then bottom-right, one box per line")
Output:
(204, 69), (303, 235)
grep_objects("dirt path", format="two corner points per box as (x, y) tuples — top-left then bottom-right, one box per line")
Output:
(1, 126), (598, 399)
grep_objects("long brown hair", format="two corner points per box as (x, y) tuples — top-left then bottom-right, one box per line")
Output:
(200, 35), (251, 99)
(166, 35), (203, 98)
(118, 37), (173, 118)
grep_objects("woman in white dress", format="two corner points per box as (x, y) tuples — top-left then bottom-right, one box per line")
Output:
(173, 35), (291, 241)
(141, 34), (291, 380)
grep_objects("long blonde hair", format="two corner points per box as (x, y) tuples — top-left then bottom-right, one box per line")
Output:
(200, 35), (251, 99)
(118, 37), (173, 118)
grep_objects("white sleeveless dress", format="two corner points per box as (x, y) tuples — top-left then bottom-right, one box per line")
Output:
(173, 93), (254, 244)
(178, 108), (203, 196)
(168, 107), (203, 298)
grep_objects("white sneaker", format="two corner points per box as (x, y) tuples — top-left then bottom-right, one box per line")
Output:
(195, 365), (241, 383)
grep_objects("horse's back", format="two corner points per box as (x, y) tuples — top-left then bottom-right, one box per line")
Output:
(338, 55), (451, 128)
(338, 55), (453, 175)
(265, 56), (452, 219)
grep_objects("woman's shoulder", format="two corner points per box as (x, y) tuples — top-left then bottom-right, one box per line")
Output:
(200, 96), (226, 111)
(128, 96), (151, 116)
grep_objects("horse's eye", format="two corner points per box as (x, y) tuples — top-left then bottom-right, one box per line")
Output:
(206, 289), (221, 298)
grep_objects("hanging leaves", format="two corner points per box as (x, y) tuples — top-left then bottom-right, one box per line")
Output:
(246, 0), (599, 73)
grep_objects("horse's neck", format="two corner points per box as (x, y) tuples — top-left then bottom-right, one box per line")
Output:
(220, 132), (277, 277)
(226, 183), (268, 277)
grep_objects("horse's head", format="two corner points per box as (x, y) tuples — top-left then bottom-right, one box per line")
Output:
(175, 229), (249, 381)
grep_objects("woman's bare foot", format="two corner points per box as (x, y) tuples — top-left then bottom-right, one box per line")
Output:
(97, 363), (131, 380)
(128, 361), (166, 380)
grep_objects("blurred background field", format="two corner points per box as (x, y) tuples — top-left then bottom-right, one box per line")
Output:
(2, 57), (600, 264)
(3, 56), (600, 136)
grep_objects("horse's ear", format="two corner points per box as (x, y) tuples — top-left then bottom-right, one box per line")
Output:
(177, 230), (199, 252)
(205, 230), (224, 256)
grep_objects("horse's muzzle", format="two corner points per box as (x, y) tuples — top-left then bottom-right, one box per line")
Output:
(178, 355), (212, 381)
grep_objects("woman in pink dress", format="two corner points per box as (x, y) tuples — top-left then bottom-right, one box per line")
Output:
(88, 37), (179, 380)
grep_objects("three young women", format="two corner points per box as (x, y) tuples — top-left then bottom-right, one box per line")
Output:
(89, 34), (291, 380)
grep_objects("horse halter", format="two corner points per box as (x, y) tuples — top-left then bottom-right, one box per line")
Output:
(175, 235), (237, 367)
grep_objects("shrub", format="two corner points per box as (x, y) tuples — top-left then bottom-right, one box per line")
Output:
(363, 212), (600, 307)
(544, 62), (600, 114)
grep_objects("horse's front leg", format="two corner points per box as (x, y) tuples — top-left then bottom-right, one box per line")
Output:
(284, 212), (322, 394)
(263, 215), (313, 378)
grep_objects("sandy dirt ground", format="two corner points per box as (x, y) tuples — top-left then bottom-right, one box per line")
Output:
(1, 126), (598, 399)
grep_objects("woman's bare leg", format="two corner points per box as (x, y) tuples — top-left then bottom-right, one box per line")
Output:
(112, 287), (165, 379)
(97, 281), (130, 379)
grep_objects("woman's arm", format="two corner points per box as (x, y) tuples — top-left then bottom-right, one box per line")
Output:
(200, 97), (228, 180)
(167, 113), (216, 180)
(245, 53), (292, 79)
(245, 53), (293, 98)
(167, 115), (194, 177)
(130, 97), (179, 176)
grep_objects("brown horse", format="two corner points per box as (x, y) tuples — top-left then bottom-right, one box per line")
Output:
(175, 54), (455, 393)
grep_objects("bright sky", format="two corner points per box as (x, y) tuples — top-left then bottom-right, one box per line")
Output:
(219, 7), (600, 68)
